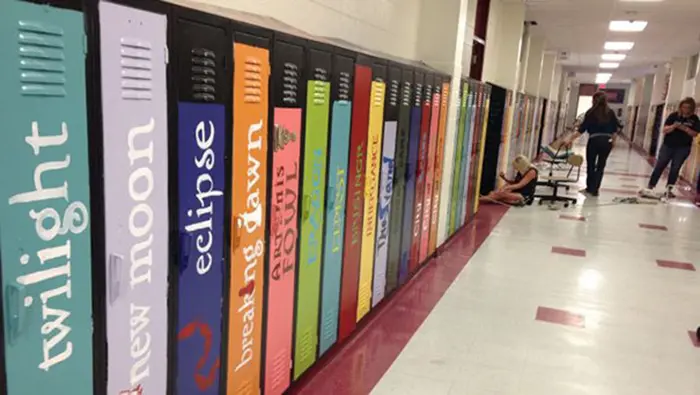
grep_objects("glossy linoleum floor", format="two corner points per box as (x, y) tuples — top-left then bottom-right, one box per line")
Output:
(371, 140), (700, 395)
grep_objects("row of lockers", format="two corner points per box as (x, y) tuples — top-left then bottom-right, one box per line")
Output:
(0, 0), (493, 395)
(506, 93), (545, 174)
(475, 85), (551, 196)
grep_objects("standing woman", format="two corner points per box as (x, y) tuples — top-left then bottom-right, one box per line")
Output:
(566, 91), (620, 196)
(643, 97), (699, 198)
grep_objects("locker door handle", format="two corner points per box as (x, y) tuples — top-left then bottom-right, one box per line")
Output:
(180, 232), (193, 274)
(302, 195), (311, 222)
(5, 283), (28, 345)
(326, 187), (335, 212)
(108, 253), (124, 305)
(271, 215), (280, 234)
(233, 216), (243, 250)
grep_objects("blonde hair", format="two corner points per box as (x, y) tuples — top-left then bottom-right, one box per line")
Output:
(513, 155), (532, 174)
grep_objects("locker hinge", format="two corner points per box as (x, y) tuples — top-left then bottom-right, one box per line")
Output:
(164, 46), (169, 65)
(83, 34), (88, 55)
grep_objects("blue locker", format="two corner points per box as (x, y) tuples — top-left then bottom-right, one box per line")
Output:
(319, 51), (354, 356)
(172, 10), (229, 395)
(456, 85), (474, 227)
(398, 73), (424, 284)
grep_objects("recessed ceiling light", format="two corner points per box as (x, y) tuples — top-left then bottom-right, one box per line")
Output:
(599, 62), (620, 69)
(596, 73), (612, 84)
(609, 20), (648, 32)
(602, 53), (626, 61)
(604, 41), (635, 51)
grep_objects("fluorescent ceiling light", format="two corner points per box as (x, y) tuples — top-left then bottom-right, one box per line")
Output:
(604, 41), (635, 51)
(599, 62), (620, 69)
(609, 20), (647, 32)
(596, 73), (612, 84)
(602, 53), (626, 61)
(619, 0), (663, 2)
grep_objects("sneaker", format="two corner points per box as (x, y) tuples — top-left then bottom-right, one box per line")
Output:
(665, 185), (676, 199)
(639, 188), (656, 198)
(580, 188), (597, 196)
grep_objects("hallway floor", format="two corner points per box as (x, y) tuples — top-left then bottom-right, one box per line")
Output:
(292, 139), (700, 395)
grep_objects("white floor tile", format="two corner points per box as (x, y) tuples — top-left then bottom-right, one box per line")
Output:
(373, 140), (700, 394)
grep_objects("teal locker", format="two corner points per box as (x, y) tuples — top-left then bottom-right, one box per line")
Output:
(0, 1), (94, 394)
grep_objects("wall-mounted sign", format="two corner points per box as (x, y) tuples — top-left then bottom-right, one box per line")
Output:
(579, 84), (626, 104)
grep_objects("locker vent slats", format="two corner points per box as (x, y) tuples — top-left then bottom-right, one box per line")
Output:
(191, 47), (216, 102)
(389, 79), (399, 107)
(298, 329), (313, 365)
(234, 381), (255, 395)
(282, 62), (299, 105)
(321, 310), (335, 342)
(244, 56), (262, 104)
(120, 37), (153, 101)
(270, 350), (288, 388)
(401, 82), (411, 107)
(312, 67), (328, 105)
(413, 83), (423, 107)
(373, 82), (385, 106)
(18, 20), (67, 97)
(338, 71), (350, 101)
(424, 84), (432, 105)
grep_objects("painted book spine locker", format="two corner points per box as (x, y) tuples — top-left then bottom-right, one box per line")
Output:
(0, 0), (548, 394)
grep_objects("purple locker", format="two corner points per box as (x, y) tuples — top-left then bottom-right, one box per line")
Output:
(98, 2), (169, 394)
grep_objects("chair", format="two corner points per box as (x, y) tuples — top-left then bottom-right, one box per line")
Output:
(537, 138), (572, 193)
(540, 137), (573, 169)
(535, 154), (583, 208)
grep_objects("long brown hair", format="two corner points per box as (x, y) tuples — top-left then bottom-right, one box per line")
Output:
(678, 97), (696, 117)
(588, 91), (612, 123)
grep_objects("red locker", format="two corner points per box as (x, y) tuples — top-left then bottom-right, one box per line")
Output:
(338, 58), (372, 341)
(408, 74), (433, 273)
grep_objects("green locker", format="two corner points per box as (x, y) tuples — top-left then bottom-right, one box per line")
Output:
(293, 43), (332, 379)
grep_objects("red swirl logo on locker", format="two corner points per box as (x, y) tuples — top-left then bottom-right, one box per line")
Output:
(119, 385), (143, 395)
(178, 321), (220, 390)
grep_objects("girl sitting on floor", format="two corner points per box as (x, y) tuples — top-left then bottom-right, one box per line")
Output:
(480, 155), (539, 206)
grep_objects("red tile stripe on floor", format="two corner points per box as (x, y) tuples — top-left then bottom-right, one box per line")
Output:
(599, 187), (637, 195)
(639, 223), (668, 231)
(559, 214), (586, 222)
(551, 246), (586, 257)
(688, 330), (700, 348)
(656, 259), (696, 271)
(601, 171), (650, 178)
(536, 306), (585, 328)
(287, 205), (509, 395)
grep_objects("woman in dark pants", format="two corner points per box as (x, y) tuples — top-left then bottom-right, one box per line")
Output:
(566, 92), (620, 197)
(643, 97), (699, 198)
